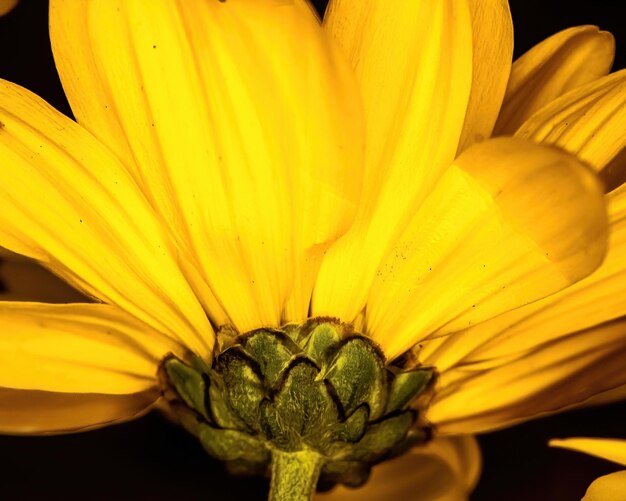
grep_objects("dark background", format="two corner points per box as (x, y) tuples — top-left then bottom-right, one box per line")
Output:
(1, 1), (626, 499)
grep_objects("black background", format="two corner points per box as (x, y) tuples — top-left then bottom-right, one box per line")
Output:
(1, 1), (626, 500)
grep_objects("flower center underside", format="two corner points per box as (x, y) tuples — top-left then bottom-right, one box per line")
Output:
(159, 318), (434, 500)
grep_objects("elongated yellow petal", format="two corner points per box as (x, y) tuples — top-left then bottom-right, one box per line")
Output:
(583, 472), (626, 501)
(365, 137), (607, 360)
(421, 182), (626, 370)
(0, 387), (159, 435)
(550, 438), (626, 467)
(517, 70), (626, 191)
(0, 81), (213, 357)
(457, 0), (513, 152)
(428, 320), (626, 434)
(0, 303), (180, 394)
(314, 0), (473, 322)
(317, 436), (480, 501)
(50, 0), (364, 331)
(494, 26), (615, 135)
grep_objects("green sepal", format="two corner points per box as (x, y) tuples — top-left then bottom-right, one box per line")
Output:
(207, 373), (247, 430)
(385, 370), (433, 413)
(335, 404), (369, 443)
(241, 330), (297, 388)
(302, 323), (343, 367)
(216, 348), (265, 432)
(261, 358), (339, 451)
(196, 421), (269, 464)
(351, 412), (414, 463)
(259, 399), (284, 448)
(276, 359), (338, 439)
(163, 357), (209, 420)
(280, 322), (303, 344)
(325, 337), (387, 419)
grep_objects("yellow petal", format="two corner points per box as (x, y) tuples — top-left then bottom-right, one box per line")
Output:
(0, 386), (159, 435)
(314, 0), (473, 322)
(583, 472), (626, 501)
(421, 182), (626, 369)
(428, 319), (626, 434)
(365, 137), (607, 360)
(550, 438), (626, 467)
(457, 0), (513, 152)
(0, 302), (179, 394)
(0, 80), (213, 357)
(316, 436), (480, 501)
(516, 70), (626, 191)
(50, 0), (364, 331)
(494, 26), (615, 136)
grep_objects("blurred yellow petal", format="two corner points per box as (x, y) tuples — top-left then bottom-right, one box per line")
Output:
(550, 437), (626, 467)
(0, 0), (17, 16)
(0, 303), (179, 394)
(422, 182), (626, 369)
(51, 0), (364, 331)
(583, 472), (626, 501)
(0, 386), (159, 435)
(365, 137), (607, 359)
(0, 302), (170, 434)
(517, 70), (626, 191)
(494, 26), (615, 135)
(428, 320), (626, 434)
(424, 434), (482, 494)
(457, 0), (513, 152)
(314, 0), (473, 322)
(0, 80), (213, 357)
(317, 436), (480, 501)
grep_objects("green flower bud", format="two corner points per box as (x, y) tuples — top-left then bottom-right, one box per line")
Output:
(160, 318), (434, 494)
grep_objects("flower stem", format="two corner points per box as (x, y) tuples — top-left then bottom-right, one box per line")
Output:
(268, 449), (323, 501)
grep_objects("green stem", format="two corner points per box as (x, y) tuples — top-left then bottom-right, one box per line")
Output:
(268, 449), (323, 501)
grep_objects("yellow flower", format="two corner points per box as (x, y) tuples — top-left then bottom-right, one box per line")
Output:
(1, 0), (626, 499)
(551, 438), (626, 501)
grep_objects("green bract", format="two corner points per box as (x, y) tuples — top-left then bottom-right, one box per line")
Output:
(160, 319), (434, 493)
